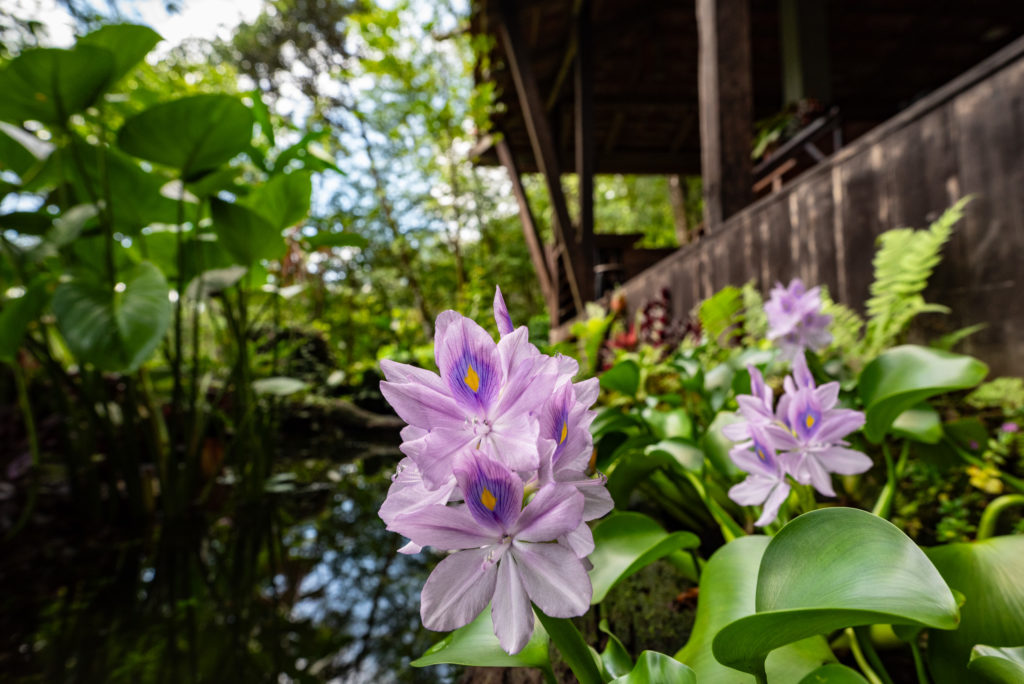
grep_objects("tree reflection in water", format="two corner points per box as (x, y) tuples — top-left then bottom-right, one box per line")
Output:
(2, 459), (456, 683)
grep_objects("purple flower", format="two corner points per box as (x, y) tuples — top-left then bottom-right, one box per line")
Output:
(1001, 422), (1019, 434)
(728, 424), (791, 527)
(765, 354), (870, 497)
(764, 279), (832, 359)
(380, 311), (557, 489)
(722, 365), (775, 443)
(387, 450), (590, 654)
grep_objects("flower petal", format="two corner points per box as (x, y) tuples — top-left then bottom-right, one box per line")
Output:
(380, 379), (466, 430)
(454, 450), (524, 532)
(435, 310), (503, 414)
(493, 286), (515, 337)
(815, 408), (866, 443)
(413, 428), (478, 490)
(513, 483), (584, 542)
(378, 458), (456, 526)
(755, 480), (791, 527)
(729, 474), (776, 506)
(492, 552), (534, 654)
(559, 522), (595, 558)
(818, 446), (873, 475)
(421, 546), (500, 632)
(511, 540), (591, 618)
(387, 503), (500, 550)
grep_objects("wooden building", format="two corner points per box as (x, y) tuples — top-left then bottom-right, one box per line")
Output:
(469, 0), (1024, 374)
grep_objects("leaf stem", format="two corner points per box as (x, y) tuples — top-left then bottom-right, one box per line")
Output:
(848, 627), (893, 684)
(534, 612), (603, 684)
(909, 638), (930, 684)
(5, 360), (41, 540)
(872, 441), (907, 519)
(976, 494), (1024, 541)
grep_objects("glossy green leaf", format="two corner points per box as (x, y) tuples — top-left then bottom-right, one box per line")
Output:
(589, 512), (700, 604)
(968, 645), (1024, 684)
(52, 261), (171, 372)
(536, 612), (603, 684)
(0, 277), (52, 363)
(411, 605), (549, 669)
(601, 360), (640, 396)
(642, 407), (694, 440)
(77, 24), (161, 88)
(612, 651), (696, 684)
(117, 94), (253, 177)
(645, 438), (703, 472)
(676, 536), (836, 684)
(926, 536), (1024, 683)
(239, 170), (312, 230)
(211, 198), (285, 266)
(858, 345), (988, 443)
(599, 619), (633, 679)
(797, 664), (870, 684)
(713, 508), (959, 677)
(701, 411), (743, 478)
(141, 228), (235, 284)
(890, 403), (943, 444)
(0, 45), (114, 124)
(605, 440), (677, 505)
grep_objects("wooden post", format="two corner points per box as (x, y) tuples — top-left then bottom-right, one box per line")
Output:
(495, 137), (555, 317)
(697, 0), (754, 228)
(575, 0), (595, 303)
(496, 0), (583, 320)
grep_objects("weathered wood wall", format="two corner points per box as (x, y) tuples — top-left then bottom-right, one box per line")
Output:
(614, 35), (1024, 377)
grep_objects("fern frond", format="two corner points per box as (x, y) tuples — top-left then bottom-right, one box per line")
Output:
(699, 285), (742, 343)
(740, 281), (767, 341)
(822, 292), (864, 360)
(860, 197), (970, 358)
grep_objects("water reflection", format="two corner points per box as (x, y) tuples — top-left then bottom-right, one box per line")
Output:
(2, 459), (456, 683)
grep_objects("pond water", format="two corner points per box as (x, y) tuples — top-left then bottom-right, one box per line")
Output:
(0, 455), (457, 683)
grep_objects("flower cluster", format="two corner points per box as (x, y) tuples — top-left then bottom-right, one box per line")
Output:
(764, 278), (832, 359)
(723, 353), (871, 526)
(378, 288), (612, 654)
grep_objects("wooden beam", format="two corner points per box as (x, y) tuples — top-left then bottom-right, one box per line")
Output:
(497, 0), (583, 320)
(575, 0), (595, 304)
(495, 137), (555, 314)
(697, 0), (754, 228)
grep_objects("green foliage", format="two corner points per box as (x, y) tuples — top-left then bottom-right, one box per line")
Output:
(968, 377), (1024, 414)
(860, 198), (969, 358)
(699, 285), (743, 344)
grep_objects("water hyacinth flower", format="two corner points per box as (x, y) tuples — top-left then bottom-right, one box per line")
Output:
(378, 286), (610, 654)
(764, 278), (832, 359)
(724, 352), (871, 524)
(387, 449), (591, 654)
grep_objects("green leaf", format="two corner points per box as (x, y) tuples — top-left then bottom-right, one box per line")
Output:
(712, 508), (959, 677)
(536, 613), (604, 684)
(599, 619), (633, 679)
(612, 651), (696, 684)
(211, 198), (285, 266)
(797, 664), (870, 684)
(0, 121), (52, 178)
(890, 404), (943, 444)
(645, 438), (704, 472)
(601, 360), (640, 396)
(52, 261), (171, 372)
(0, 277), (52, 363)
(248, 89), (275, 147)
(858, 345), (988, 443)
(0, 211), (52, 235)
(642, 407), (694, 440)
(701, 412), (743, 478)
(239, 170), (312, 230)
(676, 536), (836, 684)
(605, 439), (676, 505)
(78, 24), (161, 88)
(252, 377), (309, 396)
(969, 646), (1024, 684)
(411, 606), (550, 669)
(0, 45), (115, 124)
(185, 266), (248, 300)
(117, 94), (254, 178)
(589, 512), (700, 603)
(926, 536), (1024, 683)
(301, 230), (369, 250)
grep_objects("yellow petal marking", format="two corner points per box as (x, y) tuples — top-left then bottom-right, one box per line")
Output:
(560, 421), (568, 444)
(464, 364), (480, 392)
(805, 414), (815, 429)
(757, 447), (766, 462)
(481, 487), (497, 511)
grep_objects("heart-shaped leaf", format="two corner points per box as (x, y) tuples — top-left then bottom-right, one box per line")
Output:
(601, 360), (640, 396)
(0, 45), (114, 124)
(411, 605), (550, 669)
(52, 261), (171, 372)
(712, 508), (959, 677)
(239, 170), (312, 230)
(642, 407), (694, 440)
(797, 664), (870, 684)
(858, 345), (988, 443)
(118, 94), (253, 178)
(676, 536), (836, 683)
(612, 651), (696, 683)
(0, 277), (52, 362)
(926, 536), (1024, 683)
(968, 645), (1024, 684)
(78, 24), (161, 89)
(211, 198), (285, 266)
(589, 512), (699, 604)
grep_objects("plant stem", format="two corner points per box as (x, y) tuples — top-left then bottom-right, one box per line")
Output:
(976, 494), (1024, 541)
(872, 441), (906, 519)
(849, 627), (894, 684)
(683, 470), (745, 540)
(909, 638), (930, 684)
(535, 612), (603, 684)
(5, 360), (41, 540)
